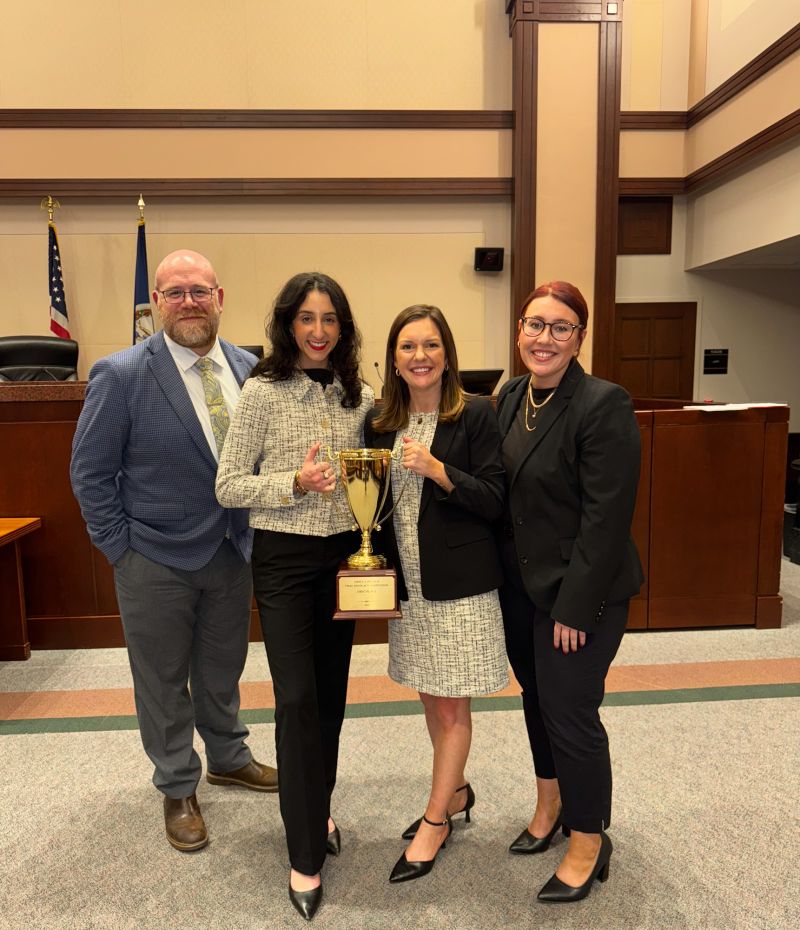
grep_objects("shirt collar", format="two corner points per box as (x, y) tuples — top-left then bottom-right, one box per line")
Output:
(285, 368), (343, 400)
(163, 332), (226, 373)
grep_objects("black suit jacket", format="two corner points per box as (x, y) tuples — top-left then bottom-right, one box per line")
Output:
(497, 360), (644, 633)
(364, 397), (504, 602)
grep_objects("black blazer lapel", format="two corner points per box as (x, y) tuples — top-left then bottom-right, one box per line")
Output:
(420, 417), (458, 518)
(497, 377), (527, 438)
(147, 333), (217, 468)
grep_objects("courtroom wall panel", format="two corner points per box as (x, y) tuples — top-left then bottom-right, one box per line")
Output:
(0, 1), (512, 110)
(616, 197), (800, 431)
(0, 200), (512, 391)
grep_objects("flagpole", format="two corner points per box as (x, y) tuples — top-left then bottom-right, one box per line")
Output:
(39, 194), (60, 226)
(133, 195), (154, 344)
(41, 195), (71, 340)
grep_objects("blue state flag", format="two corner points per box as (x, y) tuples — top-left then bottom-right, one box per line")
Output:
(133, 220), (154, 343)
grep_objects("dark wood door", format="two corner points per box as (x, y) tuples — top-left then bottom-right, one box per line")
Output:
(612, 302), (696, 400)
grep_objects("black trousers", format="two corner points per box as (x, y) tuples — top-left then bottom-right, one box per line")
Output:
(252, 529), (357, 875)
(500, 575), (628, 834)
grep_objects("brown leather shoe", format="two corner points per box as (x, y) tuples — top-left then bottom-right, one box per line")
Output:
(206, 758), (279, 793)
(164, 793), (208, 851)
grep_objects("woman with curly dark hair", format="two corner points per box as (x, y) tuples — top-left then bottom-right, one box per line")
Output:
(216, 272), (373, 921)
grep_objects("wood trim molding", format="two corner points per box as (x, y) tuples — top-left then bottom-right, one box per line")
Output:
(509, 17), (539, 375)
(619, 177), (687, 196)
(620, 23), (800, 131)
(0, 178), (513, 199)
(685, 107), (800, 193)
(0, 109), (514, 130)
(592, 19), (623, 381)
(620, 112), (688, 131)
(620, 106), (800, 196)
(506, 1), (622, 24)
(688, 23), (800, 127)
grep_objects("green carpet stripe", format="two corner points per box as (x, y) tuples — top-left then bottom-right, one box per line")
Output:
(1, 682), (798, 735)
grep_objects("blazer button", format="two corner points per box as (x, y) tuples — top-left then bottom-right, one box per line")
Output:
(281, 496), (291, 505)
(520, 556), (529, 565)
(515, 517), (524, 526)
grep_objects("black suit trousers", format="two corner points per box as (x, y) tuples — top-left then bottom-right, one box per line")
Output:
(252, 529), (356, 875)
(500, 571), (628, 834)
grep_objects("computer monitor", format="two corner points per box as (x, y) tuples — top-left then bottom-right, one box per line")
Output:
(460, 369), (503, 396)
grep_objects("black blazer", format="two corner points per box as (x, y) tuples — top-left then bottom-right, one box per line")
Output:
(364, 397), (504, 602)
(497, 360), (644, 633)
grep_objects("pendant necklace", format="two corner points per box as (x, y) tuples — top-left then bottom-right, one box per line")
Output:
(524, 379), (555, 432)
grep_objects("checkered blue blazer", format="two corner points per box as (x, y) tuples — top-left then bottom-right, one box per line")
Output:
(70, 331), (256, 570)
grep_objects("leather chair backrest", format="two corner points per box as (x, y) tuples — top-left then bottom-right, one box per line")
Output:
(0, 335), (79, 382)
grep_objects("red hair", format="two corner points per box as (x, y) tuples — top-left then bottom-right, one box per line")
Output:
(520, 281), (589, 328)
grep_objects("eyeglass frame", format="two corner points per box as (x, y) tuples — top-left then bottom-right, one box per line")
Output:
(156, 286), (219, 305)
(519, 316), (585, 342)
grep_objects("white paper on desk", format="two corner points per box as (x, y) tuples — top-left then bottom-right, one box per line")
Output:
(683, 403), (787, 411)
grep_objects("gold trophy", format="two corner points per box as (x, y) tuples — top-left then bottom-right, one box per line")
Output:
(333, 449), (402, 620)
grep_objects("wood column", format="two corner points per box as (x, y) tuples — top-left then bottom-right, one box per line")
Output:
(506, 1), (624, 377)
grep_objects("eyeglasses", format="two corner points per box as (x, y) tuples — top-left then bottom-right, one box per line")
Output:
(520, 317), (583, 341)
(158, 286), (218, 305)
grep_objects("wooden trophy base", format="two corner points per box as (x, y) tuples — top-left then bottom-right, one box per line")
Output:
(333, 563), (402, 620)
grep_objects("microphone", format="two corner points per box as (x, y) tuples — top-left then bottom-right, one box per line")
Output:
(373, 361), (384, 385)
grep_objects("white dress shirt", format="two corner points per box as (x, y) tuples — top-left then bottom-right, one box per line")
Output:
(163, 332), (242, 462)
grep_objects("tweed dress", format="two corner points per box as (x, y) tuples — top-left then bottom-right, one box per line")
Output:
(387, 411), (509, 697)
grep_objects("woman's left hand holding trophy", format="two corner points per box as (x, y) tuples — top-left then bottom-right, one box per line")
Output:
(295, 441), (337, 494)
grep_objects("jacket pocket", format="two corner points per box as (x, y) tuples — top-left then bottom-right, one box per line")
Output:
(446, 526), (491, 548)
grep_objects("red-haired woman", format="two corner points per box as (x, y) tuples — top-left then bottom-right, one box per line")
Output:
(496, 281), (644, 903)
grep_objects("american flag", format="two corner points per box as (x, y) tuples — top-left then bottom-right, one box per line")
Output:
(133, 219), (154, 343)
(48, 224), (71, 339)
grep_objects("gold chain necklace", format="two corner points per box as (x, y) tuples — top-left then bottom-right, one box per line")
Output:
(524, 379), (555, 432)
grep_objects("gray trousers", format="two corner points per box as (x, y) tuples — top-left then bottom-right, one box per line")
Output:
(114, 540), (253, 798)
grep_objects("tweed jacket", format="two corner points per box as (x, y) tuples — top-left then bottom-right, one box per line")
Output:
(497, 360), (645, 632)
(216, 370), (374, 537)
(70, 331), (257, 571)
(364, 396), (505, 601)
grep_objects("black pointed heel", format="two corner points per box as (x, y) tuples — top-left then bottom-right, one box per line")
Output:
(325, 826), (341, 856)
(389, 815), (452, 883)
(288, 882), (323, 920)
(509, 809), (569, 854)
(401, 783), (474, 839)
(537, 832), (613, 903)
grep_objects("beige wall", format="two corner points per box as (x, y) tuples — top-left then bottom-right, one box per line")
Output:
(0, 129), (512, 180)
(617, 197), (800, 430)
(622, 0), (692, 110)
(705, 0), (799, 92)
(0, 0), (512, 110)
(620, 48), (800, 178)
(686, 142), (800, 269)
(0, 199), (512, 389)
(535, 23), (598, 366)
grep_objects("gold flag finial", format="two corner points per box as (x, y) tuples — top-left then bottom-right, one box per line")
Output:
(137, 194), (146, 223)
(40, 194), (61, 225)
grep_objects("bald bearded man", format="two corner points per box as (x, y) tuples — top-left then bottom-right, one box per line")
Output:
(71, 250), (277, 851)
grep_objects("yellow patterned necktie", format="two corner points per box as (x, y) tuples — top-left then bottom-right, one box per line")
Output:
(195, 357), (230, 455)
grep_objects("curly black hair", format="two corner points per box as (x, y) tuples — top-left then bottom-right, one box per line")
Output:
(252, 272), (365, 408)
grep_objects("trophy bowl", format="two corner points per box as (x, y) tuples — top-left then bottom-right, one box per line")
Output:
(338, 448), (393, 570)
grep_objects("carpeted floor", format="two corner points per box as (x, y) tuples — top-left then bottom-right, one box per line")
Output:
(1, 561), (799, 930)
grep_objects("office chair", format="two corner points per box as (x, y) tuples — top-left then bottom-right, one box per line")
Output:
(0, 335), (79, 381)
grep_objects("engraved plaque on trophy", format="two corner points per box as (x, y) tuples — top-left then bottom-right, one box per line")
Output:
(333, 448), (402, 620)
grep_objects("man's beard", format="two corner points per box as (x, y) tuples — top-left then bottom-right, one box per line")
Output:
(164, 314), (218, 348)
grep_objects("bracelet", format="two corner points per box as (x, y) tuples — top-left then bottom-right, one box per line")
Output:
(293, 470), (308, 497)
